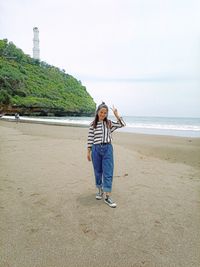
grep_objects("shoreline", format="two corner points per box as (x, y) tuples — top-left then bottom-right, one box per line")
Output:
(0, 116), (89, 128)
(1, 116), (200, 139)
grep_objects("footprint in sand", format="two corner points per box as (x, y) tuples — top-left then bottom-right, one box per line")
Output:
(29, 228), (39, 234)
(154, 220), (162, 227)
(17, 187), (23, 196)
(114, 173), (129, 178)
(30, 193), (47, 206)
(55, 214), (62, 218)
(134, 184), (152, 189)
(30, 193), (40, 197)
(33, 198), (47, 206)
(80, 223), (97, 240)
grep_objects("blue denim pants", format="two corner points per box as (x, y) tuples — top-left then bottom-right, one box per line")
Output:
(91, 143), (114, 192)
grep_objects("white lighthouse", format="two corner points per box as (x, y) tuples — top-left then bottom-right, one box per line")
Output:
(33, 27), (40, 60)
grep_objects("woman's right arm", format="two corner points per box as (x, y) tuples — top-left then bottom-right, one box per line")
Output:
(87, 125), (94, 161)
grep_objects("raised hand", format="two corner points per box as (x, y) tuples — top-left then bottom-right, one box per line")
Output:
(111, 105), (120, 118)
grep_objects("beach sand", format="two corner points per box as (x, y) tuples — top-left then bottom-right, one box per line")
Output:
(0, 120), (200, 267)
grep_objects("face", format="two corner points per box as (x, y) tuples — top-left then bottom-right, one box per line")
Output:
(98, 107), (108, 121)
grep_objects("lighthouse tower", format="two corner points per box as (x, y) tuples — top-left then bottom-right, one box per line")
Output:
(33, 27), (40, 60)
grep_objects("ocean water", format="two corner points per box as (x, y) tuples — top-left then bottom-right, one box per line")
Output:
(2, 115), (200, 137)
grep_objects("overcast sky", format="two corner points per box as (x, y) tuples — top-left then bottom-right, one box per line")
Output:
(1, 0), (200, 117)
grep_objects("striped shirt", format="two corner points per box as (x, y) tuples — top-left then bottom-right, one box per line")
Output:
(87, 118), (125, 148)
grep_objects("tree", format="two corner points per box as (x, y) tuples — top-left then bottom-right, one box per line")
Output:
(0, 89), (11, 105)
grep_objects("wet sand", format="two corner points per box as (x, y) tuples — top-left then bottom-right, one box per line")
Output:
(0, 120), (200, 267)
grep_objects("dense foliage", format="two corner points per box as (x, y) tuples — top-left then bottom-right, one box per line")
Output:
(0, 39), (96, 116)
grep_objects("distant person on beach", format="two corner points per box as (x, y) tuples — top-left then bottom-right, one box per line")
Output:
(87, 102), (126, 208)
(15, 113), (20, 122)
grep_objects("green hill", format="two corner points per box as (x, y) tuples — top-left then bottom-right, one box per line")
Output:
(0, 39), (96, 116)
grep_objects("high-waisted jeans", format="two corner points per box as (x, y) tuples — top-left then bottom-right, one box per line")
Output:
(91, 143), (114, 192)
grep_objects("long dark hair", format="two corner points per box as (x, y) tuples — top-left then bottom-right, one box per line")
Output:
(92, 102), (111, 129)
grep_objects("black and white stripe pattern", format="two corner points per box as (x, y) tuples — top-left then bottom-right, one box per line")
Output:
(87, 119), (125, 148)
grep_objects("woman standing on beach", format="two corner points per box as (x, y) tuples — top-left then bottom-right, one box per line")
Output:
(87, 102), (126, 208)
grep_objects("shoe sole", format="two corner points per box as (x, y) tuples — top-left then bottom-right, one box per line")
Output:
(96, 196), (103, 200)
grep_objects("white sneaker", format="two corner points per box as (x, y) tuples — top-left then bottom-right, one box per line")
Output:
(96, 188), (103, 200)
(104, 196), (117, 208)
